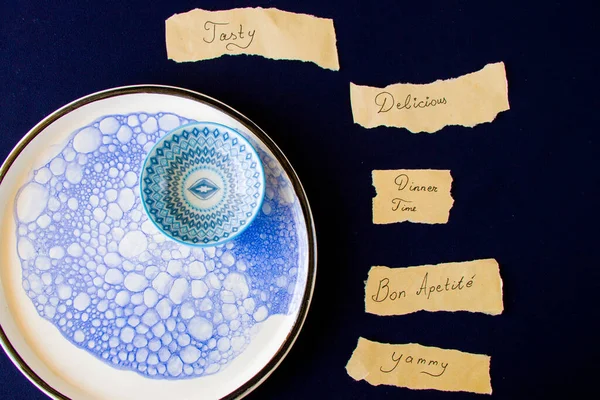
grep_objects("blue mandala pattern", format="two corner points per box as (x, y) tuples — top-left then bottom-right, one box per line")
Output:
(141, 124), (265, 246)
(188, 178), (220, 200)
(14, 112), (308, 380)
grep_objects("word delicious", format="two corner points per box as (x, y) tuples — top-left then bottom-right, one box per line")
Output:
(375, 92), (447, 113)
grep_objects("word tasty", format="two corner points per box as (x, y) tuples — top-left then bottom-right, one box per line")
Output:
(380, 351), (449, 378)
(203, 21), (256, 50)
(375, 92), (447, 113)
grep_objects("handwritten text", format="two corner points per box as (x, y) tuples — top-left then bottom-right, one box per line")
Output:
(371, 273), (476, 303)
(380, 351), (449, 378)
(203, 21), (256, 50)
(375, 93), (447, 114)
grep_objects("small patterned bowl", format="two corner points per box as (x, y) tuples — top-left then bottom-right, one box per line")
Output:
(140, 122), (265, 246)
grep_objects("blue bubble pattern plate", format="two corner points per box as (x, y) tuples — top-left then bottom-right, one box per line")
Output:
(0, 86), (316, 400)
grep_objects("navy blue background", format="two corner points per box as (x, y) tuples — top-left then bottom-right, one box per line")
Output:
(1, 1), (598, 399)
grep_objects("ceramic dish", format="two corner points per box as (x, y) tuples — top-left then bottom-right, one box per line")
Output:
(140, 121), (266, 246)
(0, 85), (316, 400)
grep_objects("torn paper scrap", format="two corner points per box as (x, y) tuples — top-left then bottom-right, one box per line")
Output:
(365, 259), (503, 316)
(350, 62), (509, 132)
(372, 169), (454, 224)
(346, 338), (492, 395)
(165, 7), (340, 71)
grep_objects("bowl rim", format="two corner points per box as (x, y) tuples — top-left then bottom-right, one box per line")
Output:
(0, 84), (317, 400)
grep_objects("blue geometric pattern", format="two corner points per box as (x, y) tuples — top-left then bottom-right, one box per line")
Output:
(141, 123), (265, 246)
(188, 178), (220, 200)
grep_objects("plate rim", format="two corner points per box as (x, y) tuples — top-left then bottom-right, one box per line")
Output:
(0, 84), (317, 400)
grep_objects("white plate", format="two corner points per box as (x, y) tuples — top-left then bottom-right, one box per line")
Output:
(0, 85), (316, 400)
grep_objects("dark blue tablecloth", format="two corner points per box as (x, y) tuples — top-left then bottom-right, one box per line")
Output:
(1, 1), (597, 399)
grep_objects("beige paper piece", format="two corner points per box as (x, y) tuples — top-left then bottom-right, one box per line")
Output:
(366, 259), (503, 316)
(372, 169), (453, 224)
(165, 7), (340, 70)
(346, 338), (492, 395)
(350, 62), (509, 133)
